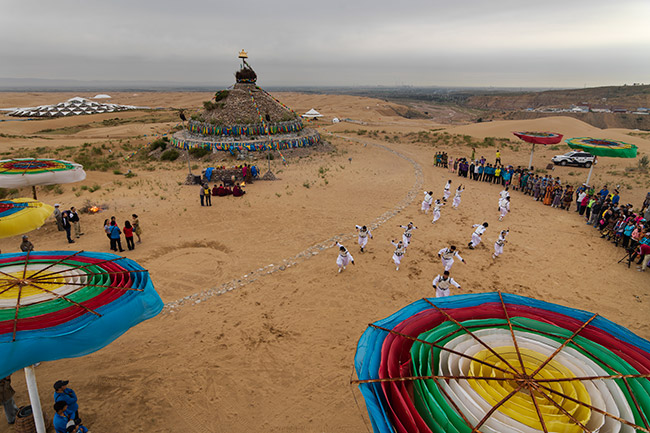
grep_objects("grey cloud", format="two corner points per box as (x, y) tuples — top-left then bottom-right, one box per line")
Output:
(1, 0), (648, 87)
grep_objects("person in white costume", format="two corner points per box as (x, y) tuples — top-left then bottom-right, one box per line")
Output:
(421, 191), (434, 214)
(391, 239), (406, 271)
(431, 199), (444, 224)
(432, 271), (461, 297)
(355, 225), (373, 252)
(334, 242), (355, 273)
(500, 186), (510, 200)
(452, 185), (464, 209)
(399, 222), (418, 247)
(443, 180), (452, 201)
(498, 196), (510, 221)
(468, 222), (489, 249)
(493, 229), (509, 259)
(438, 245), (466, 271)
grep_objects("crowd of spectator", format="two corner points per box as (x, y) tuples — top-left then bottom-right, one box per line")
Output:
(436, 152), (650, 272)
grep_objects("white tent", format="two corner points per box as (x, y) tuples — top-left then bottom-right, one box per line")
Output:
(301, 108), (323, 119)
(7, 97), (140, 118)
(93, 94), (112, 99)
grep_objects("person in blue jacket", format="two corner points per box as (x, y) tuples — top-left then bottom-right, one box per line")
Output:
(53, 401), (87, 433)
(53, 380), (80, 422)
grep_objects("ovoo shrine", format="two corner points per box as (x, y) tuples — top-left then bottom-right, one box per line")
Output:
(171, 50), (321, 154)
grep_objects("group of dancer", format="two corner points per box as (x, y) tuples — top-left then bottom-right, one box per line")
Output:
(333, 175), (512, 300)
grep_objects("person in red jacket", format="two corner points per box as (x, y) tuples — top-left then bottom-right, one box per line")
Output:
(123, 221), (135, 250)
(637, 243), (650, 272)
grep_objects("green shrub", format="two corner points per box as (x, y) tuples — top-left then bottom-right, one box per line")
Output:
(203, 101), (218, 111)
(161, 149), (180, 161)
(150, 139), (168, 152)
(214, 90), (229, 102)
(113, 169), (123, 175)
(189, 147), (211, 158)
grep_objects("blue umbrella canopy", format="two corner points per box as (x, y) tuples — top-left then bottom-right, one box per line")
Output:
(0, 250), (163, 377)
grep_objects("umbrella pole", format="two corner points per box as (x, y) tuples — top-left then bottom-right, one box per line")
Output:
(24, 365), (47, 433)
(585, 156), (596, 185)
(32, 185), (37, 200)
(528, 143), (535, 169)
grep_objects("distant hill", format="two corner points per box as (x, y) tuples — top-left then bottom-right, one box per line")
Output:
(464, 84), (650, 111)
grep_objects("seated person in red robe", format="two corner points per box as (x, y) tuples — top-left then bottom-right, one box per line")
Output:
(212, 184), (219, 196)
(215, 183), (228, 196)
(232, 183), (246, 197)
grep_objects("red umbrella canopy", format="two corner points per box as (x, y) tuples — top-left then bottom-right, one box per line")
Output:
(513, 132), (563, 145)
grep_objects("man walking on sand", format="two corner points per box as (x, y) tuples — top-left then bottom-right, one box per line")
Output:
(334, 242), (355, 273)
(61, 210), (74, 244)
(493, 229), (509, 259)
(432, 271), (461, 298)
(1, 375), (19, 425)
(355, 225), (373, 252)
(53, 203), (64, 231)
(391, 239), (407, 271)
(69, 207), (83, 238)
(468, 222), (488, 249)
(438, 245), (466, 271)
(443, 180), (452, 202)
(399, 222), (418, 247)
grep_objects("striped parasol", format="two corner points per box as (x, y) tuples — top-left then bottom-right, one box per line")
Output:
(0, 250), (162, 432)
(512, 132), (563, 169)
(0, 198), (54, 239)
(565, 138), (638, 185)
(0, 158), (86, 199)
(353, 292), (650, 433)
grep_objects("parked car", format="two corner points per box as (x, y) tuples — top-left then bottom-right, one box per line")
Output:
(551, 151), (595, 168)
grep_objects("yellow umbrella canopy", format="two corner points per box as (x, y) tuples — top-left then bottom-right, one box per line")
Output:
(0, 198), (54, 239)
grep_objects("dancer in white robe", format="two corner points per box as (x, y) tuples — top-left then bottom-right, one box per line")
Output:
(399, 222), (418, 247)
(391, 240), (406, 271)
(500, 186), (510, 200)
(421, 191), (433, 214)
(334, 242), (354, 273)
(443, 180), (452, 202)
(355, 225), (373, 252)
(432, 271), (461, 297)
(498, 196), (510, 221)
(468, 222), (488, 249)
(493, 229), (509, 259)
(452, 185), (464, 209)
(438, 245), (466, 271)
(431, 200), (444, 224)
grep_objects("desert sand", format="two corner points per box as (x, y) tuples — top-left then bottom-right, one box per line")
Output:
(0, 92), (649, 432)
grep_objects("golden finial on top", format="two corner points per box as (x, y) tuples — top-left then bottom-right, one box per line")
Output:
(238, 49), (248, 59)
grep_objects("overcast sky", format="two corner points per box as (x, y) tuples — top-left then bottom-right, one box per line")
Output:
(1, 0), (649, 88)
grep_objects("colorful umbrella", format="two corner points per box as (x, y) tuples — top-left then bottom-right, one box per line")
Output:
(566, 138), (638, 185)
(0, 251), (162, 432)
(353, 292), (650, 433)
(0, 198), (54, 239)
(0, 158), (86, 199)
(513, 132), (563, 169)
